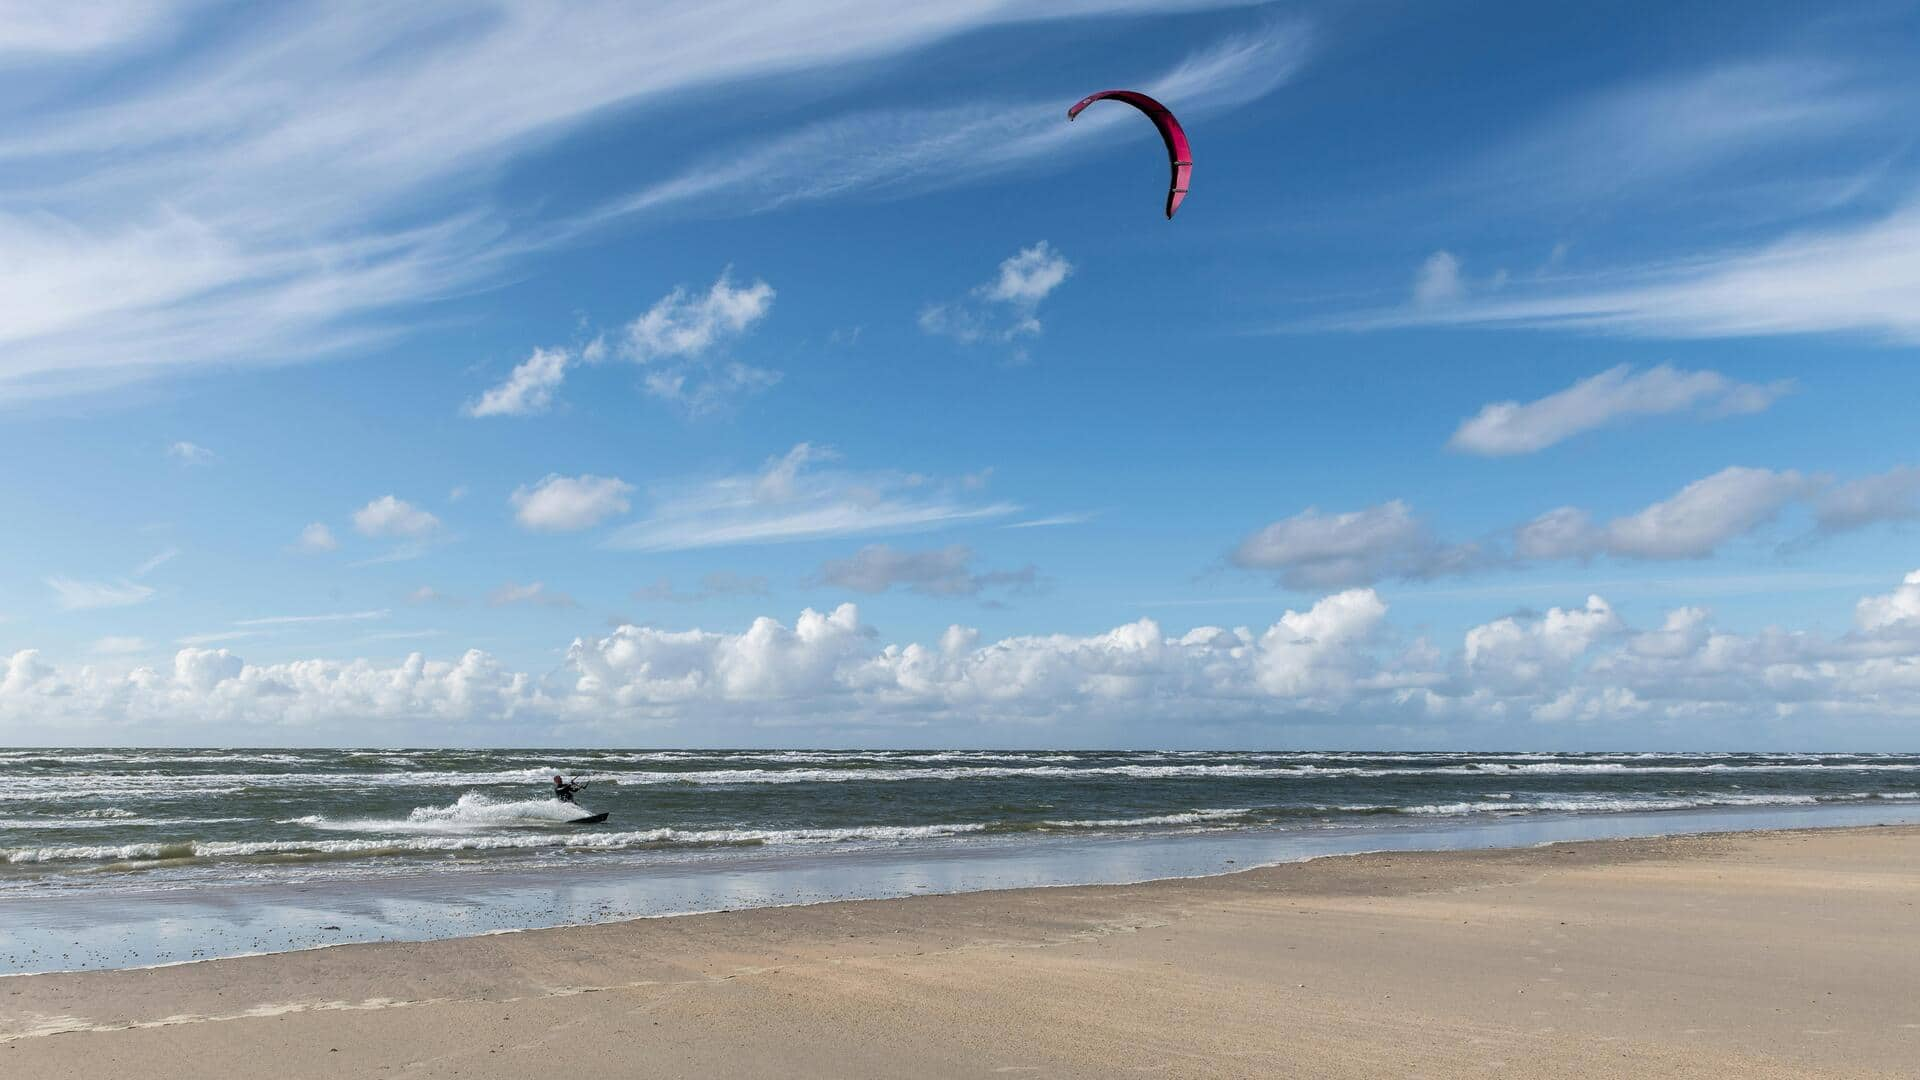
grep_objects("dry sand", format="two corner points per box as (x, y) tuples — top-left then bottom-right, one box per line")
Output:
(4, 825), (1918, 1078)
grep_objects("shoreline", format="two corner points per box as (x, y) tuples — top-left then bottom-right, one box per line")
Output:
(7, 798), (1920, 977)
(5, 824), (1917, 1077)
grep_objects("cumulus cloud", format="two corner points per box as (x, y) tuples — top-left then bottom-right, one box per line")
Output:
(1230, 501), (1485, 589)
(920, 242), (1072, 352)
(1815, 465), (1920, 533)
(1602, 466), (1809, 559)
(1514, 467), (1809, 563)
(1449, 364), (1793, 455)
(1412, 251), (1465, 307)
(816, 544), (1039, 597)
(626, 271), (774, 361)
(1856, 571), (1920, 633)
(293, 523), (339, 553)
(1245, 467), (1841, 586)
(466, 346), (572, 418)
(510, 474), (634, 532)
(605, 443), (1015, 552)
(352, 496), (440, 539)
(47, 576), (156, 610)
(13, 571), (1920, 742)
(621, 270), (778, 411)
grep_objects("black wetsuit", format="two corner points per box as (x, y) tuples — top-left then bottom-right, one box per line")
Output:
(554, 781), (581, 803)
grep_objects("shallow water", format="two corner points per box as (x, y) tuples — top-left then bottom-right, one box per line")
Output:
(5, 800), (1918, 975)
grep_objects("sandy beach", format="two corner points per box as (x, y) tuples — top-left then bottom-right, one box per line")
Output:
(5, 824), (1917, 1078)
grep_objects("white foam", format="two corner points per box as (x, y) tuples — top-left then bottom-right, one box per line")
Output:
(1, 820), (991, 865)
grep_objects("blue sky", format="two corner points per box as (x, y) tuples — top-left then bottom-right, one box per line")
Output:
(3, 1), (1920, 748)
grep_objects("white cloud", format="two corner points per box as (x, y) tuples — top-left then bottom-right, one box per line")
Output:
(605, 443), (1015, 552)
(293, 523), (340, 554)
(0, 4), (176, 56)
(235, 610), (389, 627)
(1515, 468), (1809, 563)
(1512, 507), (1601, 562)
(1816, 465), (1920, 533)
(89, 636), (149, 656)
(921, 242), (1072, 349)
(510, 474), (634, 533)
(132, 546), (179, 577)
(1244, 466), (1839, 587)
(1412, 251), (1464, 307)
(1856, 571), (1920, 633)
(1230, 501), (1484, 589)
(982, 243), (1073, 306)
(1602, 466), (1808, 559)
(488, 582), (577, 608)
(1449, 364), (1793, 455)
(626, 272), (774, 362)
(1463, 596), (1623, 692)
(643, 360), (781, 413)
(636, 572), (772, 603)
(173, 630), (261, 647)
(352, 496), (440, 539)
(1004, 512), (1097, 529)
(47, 576), (157, 610)
(599, 21), (1311, 224)
(816, 544), (1037, 597)
(14, 571), (1920, 742)
(1369, 202), (1920, 343)
(167, 441), (214, 465)
(1, 1), (1264, 404)
(620, 270), (779, 412)
(467, 346), (572, 418)
(1474, 60), (1883, 205)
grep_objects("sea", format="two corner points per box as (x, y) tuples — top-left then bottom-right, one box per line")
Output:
(4, 748), (1920, 973)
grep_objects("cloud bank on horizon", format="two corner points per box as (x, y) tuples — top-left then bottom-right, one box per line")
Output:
(6, 1), (1920, 747)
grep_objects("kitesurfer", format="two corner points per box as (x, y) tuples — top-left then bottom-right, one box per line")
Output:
(553, 774), (582, 803)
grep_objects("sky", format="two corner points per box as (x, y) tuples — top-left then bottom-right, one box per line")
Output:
(3, 0), (1920, 749)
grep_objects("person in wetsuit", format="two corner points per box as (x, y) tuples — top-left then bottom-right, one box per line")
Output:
(553, 774), (582, 803)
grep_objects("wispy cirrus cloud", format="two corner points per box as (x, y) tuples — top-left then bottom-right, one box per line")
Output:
(1373, 202), (1920, 343)
(1468, 59), (1886, 205)
(604, 442), (1016, 552)
(47, 576), (157, 611)
(235, 610), (390, 628)
(593, 20), (1313, 223)
(0, 1), (1262, 404)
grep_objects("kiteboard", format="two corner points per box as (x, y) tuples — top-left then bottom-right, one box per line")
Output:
(568, 810), (608, 824)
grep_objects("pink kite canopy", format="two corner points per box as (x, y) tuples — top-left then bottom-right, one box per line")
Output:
(1066, 90), (1191, 219)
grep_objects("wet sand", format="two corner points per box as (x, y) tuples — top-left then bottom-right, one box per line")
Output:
(4, 825), (1918, 1078)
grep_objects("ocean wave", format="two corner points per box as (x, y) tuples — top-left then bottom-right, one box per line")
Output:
(1, 821), (993, 866)
(1397, 792), (1909, 816)
(10, 756), (1920, 802)
(292, 794), (602, 832)
(1034, 808), (1255, 829)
